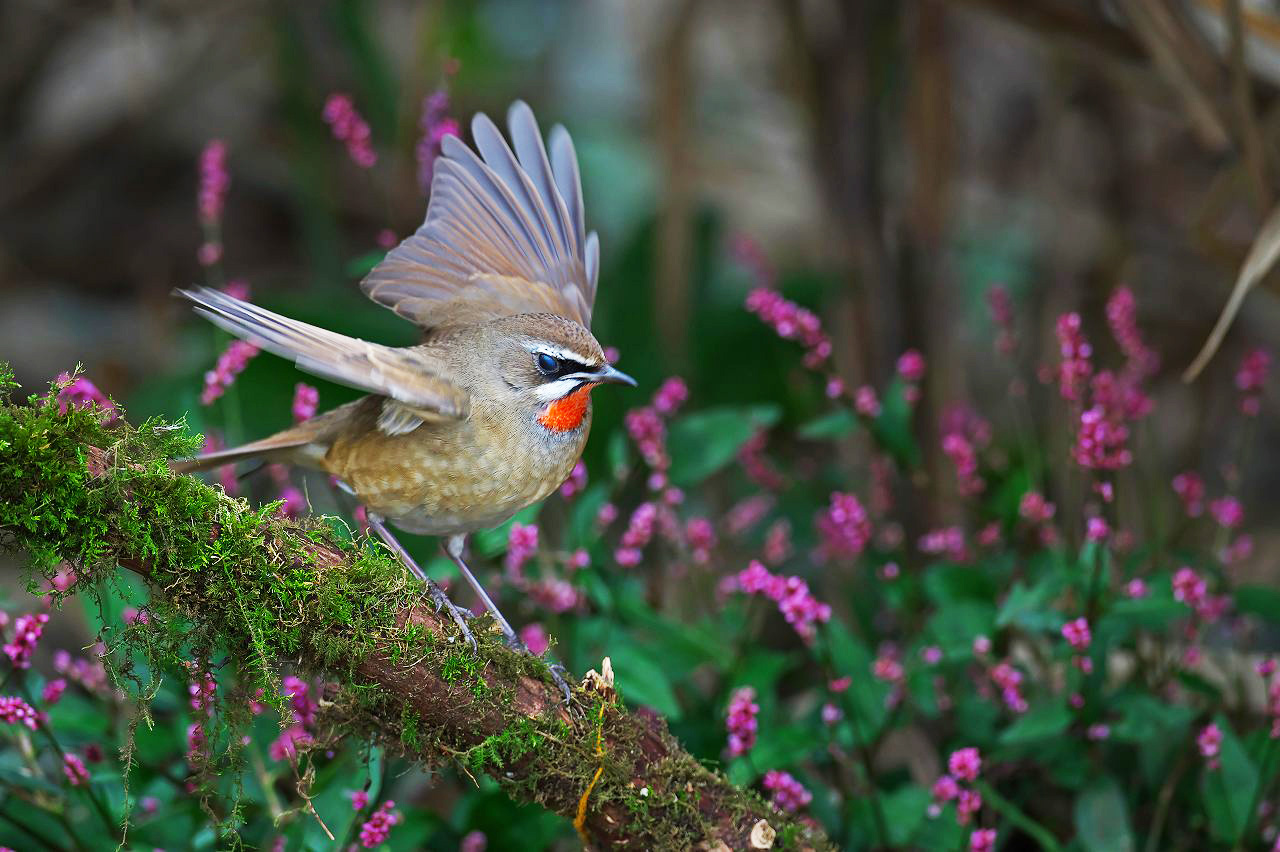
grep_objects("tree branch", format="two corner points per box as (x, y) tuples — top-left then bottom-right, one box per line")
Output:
(0, 395), (830, 851)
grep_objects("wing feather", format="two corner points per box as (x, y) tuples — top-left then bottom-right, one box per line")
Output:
(178, 287), (468, 419)
(361, 100), (595, 331)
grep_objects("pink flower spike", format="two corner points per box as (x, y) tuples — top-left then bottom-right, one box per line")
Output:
(970, 828), (998, 852)
(947, 747), (982, 782)
(1236, 347), (1269, 415)
(1209, 497), (1244, 529)
(762, 770), (812, 812)
(460, 831), (488, 852)
(198, 139), (230, 225)
(357, 800), (400, 848)
(1061, 617), (1091, 651)
(0, 696), (39, 730)
(815, 492), (873, 561)
(1172, 472), (1205, 517)
(62, 753), (90, 786)
(2, 613), (49, 669)
(1197, 723), (1222, 769)
(725, 687), (759, 758)
(519, 623), (549, 656)
(323, 93), (377, 169)
(897, 349), (926, 382)
(291, 384), (319, 423)
(416, 88), (459, 194)
(351, 789), (369, 811)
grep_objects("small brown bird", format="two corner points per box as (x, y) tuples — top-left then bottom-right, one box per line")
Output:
(174, 101), (634, 674)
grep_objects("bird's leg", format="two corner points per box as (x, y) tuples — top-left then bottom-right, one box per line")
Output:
(444, 534), (572, 703)
(366, 513), (476, 653)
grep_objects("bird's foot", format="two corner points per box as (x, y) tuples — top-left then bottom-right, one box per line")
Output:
(428, 582), (478, 653)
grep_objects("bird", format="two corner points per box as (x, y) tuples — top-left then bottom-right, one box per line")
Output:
(172, 101), (635, 689)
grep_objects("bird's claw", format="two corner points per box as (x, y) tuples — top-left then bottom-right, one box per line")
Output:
(428, 582), (478, 653)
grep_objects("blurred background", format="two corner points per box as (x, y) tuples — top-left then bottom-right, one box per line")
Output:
(4, 0), (1280, 847)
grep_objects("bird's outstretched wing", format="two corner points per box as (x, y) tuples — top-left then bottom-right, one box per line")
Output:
(177, 287), (469, 420)
(362, 100), (599, 331)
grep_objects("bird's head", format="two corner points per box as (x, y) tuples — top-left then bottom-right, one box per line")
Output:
(484, 313), (635, 432)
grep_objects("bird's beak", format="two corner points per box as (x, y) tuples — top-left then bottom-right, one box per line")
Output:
(566, 365), (637, 387)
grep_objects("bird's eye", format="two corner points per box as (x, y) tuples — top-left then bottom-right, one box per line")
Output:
(536, 352), (560, 375)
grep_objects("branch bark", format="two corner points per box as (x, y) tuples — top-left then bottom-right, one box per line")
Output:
(0, 400), (831, 851)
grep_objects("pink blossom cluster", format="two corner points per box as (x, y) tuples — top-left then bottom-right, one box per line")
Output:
(898, 349), (927, 383)
(990, 661), (1028, 713)
(872, 650), (904, 684)
(1172, 472), (1205, 517)
(416, 89), (459, 194)
(268, 675), (319, 762)
(559, 460), (588, 499)
(2, 612), (48, 669)
(763, 520), (792, 565)
(276, 486), (305, 519)
(43, 678), (67, 705)
(615, 502), (657, 566)
(1061, 617), (1091, 651)
(351, 789), (369, 810)
(1197, 723), (1222, 770)
(53, 649), (109, 694)
(186, 664), (217, 715)
(519, 623), (549, 656)
(1209, 496), (1243, 529)
(0, 696), (38, 730)
(745, 287), (832, 369)
(1090, 369), (1152, 423)
(1236, 347), (1270, 416)
(1054, 313), (1093, 402)
(529, 578), (579, 614)
(625, 408), (667, 471)
(814, 492), (872, 562)
(358, 800), (400, 847)
(1074, 404), (1132, 470)
(54, 372), (118, 423)
(460, 830), (488, 852)
(854, 385), (880, 417)
(652, 377), (689, 414)
(685, 518), (716, 564)
(1018, 492), (1055, 524)
(733, 561), (832, 642)
(738, 431), (786, 490)
(198, 139), (229, 225)
(505, 522), (539, 578)
(987, 286), (1016, 355)
(1106, 287), (1158, 376)
(931, 747), (984, 825)
(762, 770), (812, 812)
(291, 383), (318, 423)
(1085, 516), (1109, 542)
(725, 686), (759, 757)
(1172, 567), (1231, 625)
(919, 526), (967, 563)
(323, 94), (377, 169)
(970, 828), (998, 852)
(942, 432), (983, 497)
(726, 495), (774, 535)
(200, 340), (259, 405)
(63, 753), (90, 786)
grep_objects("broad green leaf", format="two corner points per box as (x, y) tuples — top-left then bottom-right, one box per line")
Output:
(666, 405), (781, 486)
(825, 620), (890, 740)
(999, 700), (1071, 746)
(997, 579), (1065, 632)
(1111, 694), (1191, 744)
(868, 378), (921, 468)
(1202, 717), (1258, 844)
(344, 250), (386, 278)
(881, 784), (932, 847)
(927, 602), (996, 658)
(608, 644), (682, 720)
(798, 410), (857, 440)
(1074, 777), (1134, 852)
(924, 563), (998, 605)
(1235, 584), (1280, 623)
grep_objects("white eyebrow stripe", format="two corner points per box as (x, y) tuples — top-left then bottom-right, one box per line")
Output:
(528, 342), (598, 365)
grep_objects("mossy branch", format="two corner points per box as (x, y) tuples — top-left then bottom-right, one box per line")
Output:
(0, 381), (830, 851)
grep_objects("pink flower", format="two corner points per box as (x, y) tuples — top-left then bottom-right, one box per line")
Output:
(1055, 313), (1093, 401)
(291, 384), (319, 423)
(948, 747), (982, 782)
(504, 522), (539, 577)
(42, 678), (67, 705)
(559, 460), (588, 499)
(350, 789), (369, 811)
(829, 676), (852, 693)
(63, 753), (90, 786)
(1172, 472), (1205, 517)
(826, 378), (846, 399)
(1087, 724), (1111, 741)
(201, 339), (259, 405)
(815, 492), (872, 561)
(268, 725), (313, 762)
(460, 831), (488, 852)
(529, 578), (578, 614)
(919, 526), (967, 562)
(1209, 497), (1244, 529)
(977, 523), (1002, 548)
(0, 696), (39, 730)
(685, 518), (716, 564)
(1236, 347), (1269, 416)
(276, 486), (305, 519)
(957, 789), (982, 824)
(762, 770), (812, 812)
(358, 800), (400, 847)
(726, 495), (774, 535)
(653, 377), (689, 415)
(763, 520), (792, 565)
(1198, 723), (1222, 769)
(745, 286), (832, 369)
(970, 828), (997, 852)
(932, 774), (959, 803)
(416, 88), (459, 194)
(1073, 403), (1132, 470)
(739, 431), (786, 491)
(972, 636), (992, 656)
(725, 687), (759, 758)
(1061, 617), (1091, 651)
(625, 407), (669, 471)
(988, 286), (1016, 355)
(872, 654), (904, 684)
(821, 702), (842, 725)
(942, 432), (984, 497)
(855, 385), (881, 417)
(54, 373), (118, 423)
(733, 561), (831, 642)
(1125, 578), (1148, 599)
(1173, 567), (1207, 608)
(615, 503), (657, 566)
(2, 613), (49, 669)
(1106, 287), (1158, 375)
(519, 623), (549, 656)
(1086, 516), (1109, 542)
(323, 93), (377, 169)
(897, 349), (926, 383)
(922, 646), (943, 665)
(198, 139), (230, 225)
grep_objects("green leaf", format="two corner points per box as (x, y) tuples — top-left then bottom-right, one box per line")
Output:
(926, 602), (996, 658)
(1202, 717), (1259, 844)
(1074, 777), (1134, 852)
(880, 784), (931, 847)
(666, 405), (781, 486)
(999, 700), (1071, 746)
(924, 563), (998, 606)
(1236, 584), (1280, 622)
(344, 250), (386, 278)
(798, 410), (857, 440)
(608, 645), (682, 720)
(825, 621), (890, 741)
(473, 504), (541, 558)
(868, 378), (921, 468)
(1111, 694), (1191, 744)
(997, 579), (1065, 632)
(1100, 596), (1185, 632)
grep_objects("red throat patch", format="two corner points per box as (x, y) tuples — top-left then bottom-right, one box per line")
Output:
(538, 383), (596, 432)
